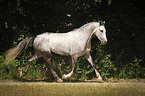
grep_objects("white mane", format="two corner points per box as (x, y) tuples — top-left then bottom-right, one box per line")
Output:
(71, 22), (99, 32)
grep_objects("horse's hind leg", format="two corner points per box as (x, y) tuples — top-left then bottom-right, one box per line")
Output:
(43, 55), (63, 82)
(22, 54), (40, 76)
(62, 56), (77, 79)
(84, 53), (103, 80)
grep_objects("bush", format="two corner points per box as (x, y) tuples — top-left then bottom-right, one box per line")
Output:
(0, 50), (144, 80)
(93, 44), (117, 79)
(119, 57), (143, 79)
(0, 55), (19, 79)
(98, 54), (117, 79)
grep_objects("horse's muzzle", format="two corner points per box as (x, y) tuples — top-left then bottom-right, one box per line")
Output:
(101, 40), (107, 45)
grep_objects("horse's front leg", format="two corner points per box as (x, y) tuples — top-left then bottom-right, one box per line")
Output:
(84, 53), (103, 80)
(62, 56), (77, 79)
(44, 56), (63, 82)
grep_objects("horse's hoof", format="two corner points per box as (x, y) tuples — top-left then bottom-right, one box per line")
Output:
(97, 78), (104, 82)
(57, 78), (63, 82)
(62, 74), (67, 79)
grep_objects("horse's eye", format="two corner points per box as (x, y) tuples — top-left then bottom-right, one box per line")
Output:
(100, 30), (103, 32)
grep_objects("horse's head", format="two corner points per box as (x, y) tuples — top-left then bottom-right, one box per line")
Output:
(94, 21), (107, 45)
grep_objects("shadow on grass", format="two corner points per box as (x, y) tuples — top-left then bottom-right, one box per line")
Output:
(16, 77), (105, 83)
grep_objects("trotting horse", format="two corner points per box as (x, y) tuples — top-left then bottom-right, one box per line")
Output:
(6, 21), (107, 82)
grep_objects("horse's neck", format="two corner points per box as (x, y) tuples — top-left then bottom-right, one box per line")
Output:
(70, 23), (98, 46)
(81, 24), (97, 40)
(82, 24), (98, 49)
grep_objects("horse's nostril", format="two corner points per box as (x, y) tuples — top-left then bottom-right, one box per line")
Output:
(105, 40), (107, 44)
(102, 40), (107, 45)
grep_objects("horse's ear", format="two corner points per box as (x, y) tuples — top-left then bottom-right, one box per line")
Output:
(99, 20), (105, 26)
(99, 20), (102, 25)
(102, 21), (105, 25)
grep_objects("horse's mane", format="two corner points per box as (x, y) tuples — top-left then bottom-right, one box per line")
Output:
(72, 22), (99, 32)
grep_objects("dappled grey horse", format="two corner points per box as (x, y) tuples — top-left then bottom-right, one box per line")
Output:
(6, 21), (107, 82)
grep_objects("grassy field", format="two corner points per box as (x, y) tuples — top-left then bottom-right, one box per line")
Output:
(0, 80), (145, 96)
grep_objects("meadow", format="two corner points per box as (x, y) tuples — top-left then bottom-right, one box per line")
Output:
(0, 80), (145, 96)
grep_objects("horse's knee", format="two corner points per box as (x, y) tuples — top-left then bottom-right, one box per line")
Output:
(92, 64), (96, 69)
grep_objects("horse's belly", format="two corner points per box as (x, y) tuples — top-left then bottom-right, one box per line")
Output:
(51, 46), (85, 56)
(49, 40), (71, 55)
(48, 41), (86, 56)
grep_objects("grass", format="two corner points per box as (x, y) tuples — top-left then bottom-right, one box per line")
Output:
(0, 81), (145, 96)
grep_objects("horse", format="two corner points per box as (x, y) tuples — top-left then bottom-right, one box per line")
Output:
(5, 21), (107, 82)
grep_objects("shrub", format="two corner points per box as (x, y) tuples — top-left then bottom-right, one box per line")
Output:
(119, 57), (143, 79)
(0, 55), (19, 79)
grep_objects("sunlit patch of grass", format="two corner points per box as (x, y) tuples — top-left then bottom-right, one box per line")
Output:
(0, 83), (145, 96)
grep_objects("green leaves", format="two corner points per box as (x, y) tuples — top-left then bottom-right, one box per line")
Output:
(119, 57), (143, 79)
(5, 22), (8, 29)
(95, 0), (112, 5)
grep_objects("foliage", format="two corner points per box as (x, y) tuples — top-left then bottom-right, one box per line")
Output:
(0, 55), (19, 79)
(93, 45), (117, 79)
(119, 57), (144, 79)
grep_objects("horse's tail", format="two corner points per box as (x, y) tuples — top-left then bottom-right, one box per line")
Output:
(5, 37), (34, 64)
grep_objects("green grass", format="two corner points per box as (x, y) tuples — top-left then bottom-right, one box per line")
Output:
(0, 82), (145, 96)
